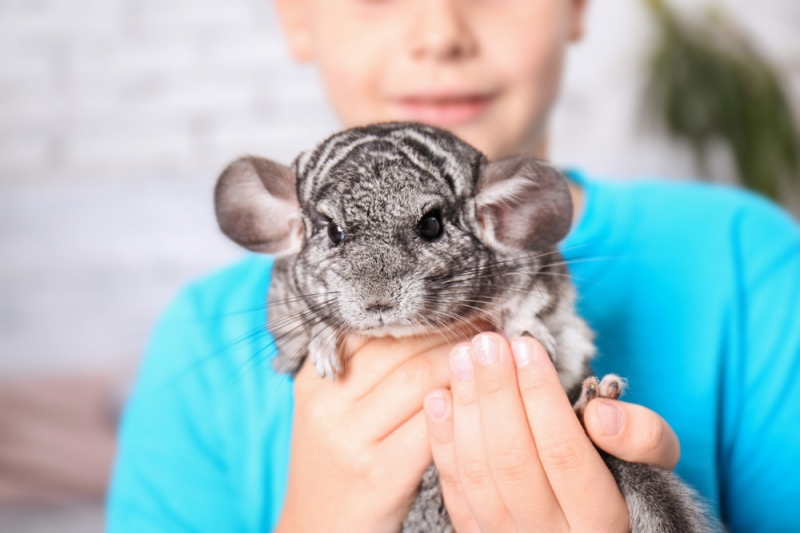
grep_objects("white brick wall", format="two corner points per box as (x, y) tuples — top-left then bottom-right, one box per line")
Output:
(0, 0), (339, 188)
(1, 0), (797, 189)
(0, 0), (798, 378)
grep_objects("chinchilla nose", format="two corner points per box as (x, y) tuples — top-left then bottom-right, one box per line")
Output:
(364, 298), (395, 315)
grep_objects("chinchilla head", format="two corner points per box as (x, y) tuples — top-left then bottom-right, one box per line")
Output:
(214, 122), (573, 334)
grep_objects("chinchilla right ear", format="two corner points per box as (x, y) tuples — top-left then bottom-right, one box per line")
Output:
(214, 156), (303, 255)
(475, 156), (573, 252)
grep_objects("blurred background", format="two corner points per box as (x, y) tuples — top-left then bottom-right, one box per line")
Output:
(0, 0), (798, 531)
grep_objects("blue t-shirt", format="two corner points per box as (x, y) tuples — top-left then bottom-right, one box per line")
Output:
(107, 175), (800, 532)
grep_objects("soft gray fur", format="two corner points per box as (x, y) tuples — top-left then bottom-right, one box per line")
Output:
(215, 122), (719, 532)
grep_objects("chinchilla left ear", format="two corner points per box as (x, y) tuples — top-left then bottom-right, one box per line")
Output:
(214, 156), (304, 255)
(475, 156), (573, 252)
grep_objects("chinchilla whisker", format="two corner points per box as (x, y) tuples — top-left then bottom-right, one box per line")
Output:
(233, 341), (282, 382)
(271, 322), (333, 377)
(166, 322), (277, 388)
(434, 304), (494, 326)
(267, 317), (326, 347)
(216, 323), (275, 352)
(423, 294), (497, 310)
(427, 300), (495, 315)
(514, 261), (557, 314)
(178, 303), (334, 388)
(547, 254), (625, 269)
(265, 307), (317, 331)
(439, 301), (541, 337)
(205, 291), (341, 322)
(426, 299), (508, 331)
(201, 303), (269, 321)
(237, 314), (332, 378)
(428, 292), (572, 344)
(266, 300), (337, 330)
(432, 298), (487, 318)
(268, 291), (341, 307)
(263, 314), (329, 351)
(529, 243), (600, 262)
(426, 307), (493, 341)
(208, 317), (282, 361)
(439, 255), (608, 289)
(539, 277), (580, 329)
(481, 249), (613, 275)
(532, 271), (600, 285)
(531, 278), (573, 334)
(422, 314), (474, 346)
(436, 283), (535, 299)
(417, 322), (448, 351)
(425, 260), (521, 283)
(266, 301), (338, 340)
(429, 247), (596, 288)
(470, 282), (581, 318)
(430, 260), (536, 284)
(424, 294), (496, 306)
(287, 325), (336, 374)
(268, 297), (336, 319)
(471, 284), (556, 303)
(433, 262), (543, 285)
(199, 302), (339, 381)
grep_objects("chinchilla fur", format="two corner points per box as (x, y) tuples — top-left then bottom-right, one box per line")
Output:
(214, 122), (719, 532)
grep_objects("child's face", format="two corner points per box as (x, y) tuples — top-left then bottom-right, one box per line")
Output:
(276, 0), (587, 159)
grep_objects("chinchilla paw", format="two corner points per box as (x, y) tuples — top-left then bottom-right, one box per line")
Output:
(572, 374), (627, 422)
(311, 343), (342, 381)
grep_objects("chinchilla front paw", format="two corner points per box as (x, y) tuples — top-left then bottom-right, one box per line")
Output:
(572, 373), (627, 421)
(309, 334), (343, 380)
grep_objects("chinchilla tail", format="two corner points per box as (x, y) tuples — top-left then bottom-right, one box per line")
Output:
(602, 452), (722, 533)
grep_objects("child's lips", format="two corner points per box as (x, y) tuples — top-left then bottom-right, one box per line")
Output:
(391, 94), (495, 126)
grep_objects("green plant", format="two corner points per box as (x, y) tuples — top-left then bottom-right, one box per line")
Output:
(643, 0), (800, 201)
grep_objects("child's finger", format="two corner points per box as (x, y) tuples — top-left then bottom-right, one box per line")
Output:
(584, 399), (680, 470)
(380, 409), (433, 476)
(342, 319), (488, 397)
(510, 336), (629, 531)
(356, 344), (452, 441)
(342, 334), (449, 396)
(450, 343), (515, 532)
(423, 389), (481, 533)
(468, 333), (566, 530)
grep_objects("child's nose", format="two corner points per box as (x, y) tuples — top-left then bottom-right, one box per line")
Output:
(407, 0), (478, 61)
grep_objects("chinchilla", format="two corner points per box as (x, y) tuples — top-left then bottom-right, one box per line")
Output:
(214, 122), (718, 533)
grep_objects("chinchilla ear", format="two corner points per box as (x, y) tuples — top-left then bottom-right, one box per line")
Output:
(475, 156), (573, 251)
(214, 156), (303, 255)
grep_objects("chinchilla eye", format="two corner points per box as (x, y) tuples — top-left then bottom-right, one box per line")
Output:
(417, 211), (442, 241)
(327, 221), (344, 245)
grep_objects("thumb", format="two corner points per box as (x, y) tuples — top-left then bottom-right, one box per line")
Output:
(583, 399), (680, 470)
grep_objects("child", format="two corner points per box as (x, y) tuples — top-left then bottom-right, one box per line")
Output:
(108, 1), (800, 531)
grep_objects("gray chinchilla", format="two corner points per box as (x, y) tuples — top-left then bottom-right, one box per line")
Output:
(214, 122), (718, 533)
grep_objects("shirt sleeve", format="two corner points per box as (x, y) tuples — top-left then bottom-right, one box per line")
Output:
(721, 197), (800, 530)
(106, 286), (245, 533)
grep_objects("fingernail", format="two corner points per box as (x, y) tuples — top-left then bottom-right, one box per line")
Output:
(425, 393), (449, 421)
(472, 334), (499, 366)
(597, 400), (624, 437)
(451, 345), (474, 379)
(511, 338), (534, 368)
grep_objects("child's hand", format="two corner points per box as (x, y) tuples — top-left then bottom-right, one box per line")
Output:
(424, 333), (681, 532)
(274, 332), (456, 533)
